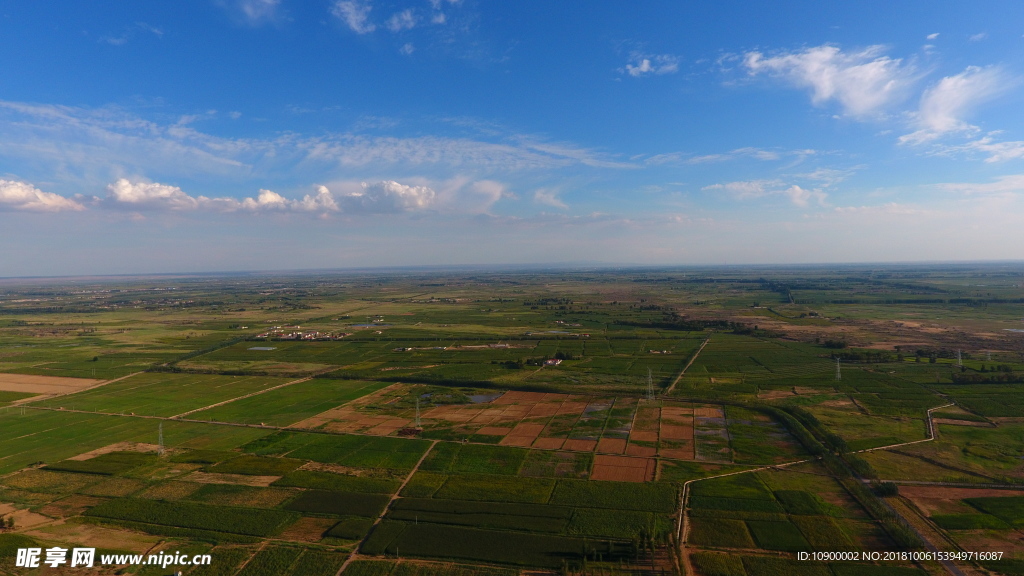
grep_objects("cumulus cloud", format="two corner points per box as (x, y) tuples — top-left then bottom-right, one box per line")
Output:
(703, 179), (827, 207)
(0, 179), (85, 212)
(900, 66), (1012, 144)
(926, 33), (940, 40)
(623, 54), (679, 77)
(104, 179), (339, 214)
(399, 43), (415, 55)
(533, 189), (567, 209)
(332, 0), (375, 34)
(386, 9), (416, 32)
(743, 44), (919, 117)
(106, 179), (200, 210)
(335, 180), (436, 213)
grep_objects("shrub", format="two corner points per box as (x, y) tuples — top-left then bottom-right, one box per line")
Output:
(689, 518), (754, 549)
(46, 452), (157, 476)
(288, 550), (345, 576)
(236, 546), (302, 576)
(773, 490), (826, 515)
(691, 552), (745, 576)
(284, 490), (391, 518)
(325, 516), (375, 540)
(549, 479), (676, 512)
(689, 496), (784, 514)
(85, 498), (297, 536)
(930, 514), (1009, 530)
(274, 471), (401, 494)
(206, 455), (304, 476)
(435, 474), (554, 504)
(746, 520), (810, 552)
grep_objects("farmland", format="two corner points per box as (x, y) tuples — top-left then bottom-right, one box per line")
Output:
(1, 265), (1024, 574)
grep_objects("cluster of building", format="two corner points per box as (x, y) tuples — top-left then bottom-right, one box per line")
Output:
(253, 326), (351, 340)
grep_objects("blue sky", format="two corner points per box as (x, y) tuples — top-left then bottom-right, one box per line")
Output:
(2, 1), (1024, 275)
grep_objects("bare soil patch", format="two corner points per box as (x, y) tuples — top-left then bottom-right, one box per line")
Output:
(26, 521), (161, 553)
(137, 481), (202, 501)
(39, 495), (107, 518)
(596, 438), (627, 454)
(591, 455), (655, 482)
(185, 472), (281, 487)
(68, 442), (160, 461)
(562, 439), (597, 452)
(532, 437), (565, 450)
(278, 516), (337, 542)
(0, 373), (103, 395)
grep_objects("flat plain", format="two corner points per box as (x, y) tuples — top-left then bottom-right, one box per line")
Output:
(1, 265), (1024, 575)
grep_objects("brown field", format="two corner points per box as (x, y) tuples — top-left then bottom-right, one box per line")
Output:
(185, 472), (281, 487)
(298, 386), (733, 463)
(38, 494), (107, 518)
(0, 373), (102, 395)
(68, 442), (159, 461)
(278, 516), (336, 542)
(596, 438), (627, 454)
(902, 485), (1024, 517)
(25, 522), (161, 553)
(590, 455), (656, 482)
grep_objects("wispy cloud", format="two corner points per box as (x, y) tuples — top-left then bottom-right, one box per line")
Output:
(220, 0), (282, 26)
(622, 53), (679, 77)
(926, 33), (940, 40)
(938, 174), (1024, 195)
(332, 0), (376, 34)
(100, 22), (163, 46)
(0, 179), (85, 212)
(646, 147), (815, 166)
(969, 32), (988, 42)
(703, 178), (827, 207)
(900, 66), (1013, 144)
(743, 44), (920, 117)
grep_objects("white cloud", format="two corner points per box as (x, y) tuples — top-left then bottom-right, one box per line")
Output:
(0, 179), (85, 212)
(431, 12), (446, 24)
(939, 174), (1024, 195)
(899, 66), (1011, 144)
(336, 180), (436, 213)
(221, 0), (282, 26)
(957, 137), (1024, 163)
(647, 147), (816, 166)
(833, 202), (925, 215)
(623, 54), (679, 77)
(783, 185), (826, 207)
(743, 44), (918, 117)
(332, 0), (376, 34)
(400, 43), (415, 55)
(107, 179), (200, 210)
(105, 179), (335, 214)
(533, 189), (567, 209)
(0, 100), (631, 184)
(926, 33), (940, 40)
(969, 32), (988, 42)
(386, 9), (416, 32)
(703, 179), (826, 207)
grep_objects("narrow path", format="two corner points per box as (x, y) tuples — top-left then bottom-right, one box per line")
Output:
(169, 375), (316, 419)
(665, 338), (709, 396)
(15, 371), (145, 406)
(855, 403), (952, 453)
(335, 440), (438, 575)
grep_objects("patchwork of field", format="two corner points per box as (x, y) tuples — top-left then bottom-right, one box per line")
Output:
(3, 267), (1024, 574)
(288, 385), (806, 466)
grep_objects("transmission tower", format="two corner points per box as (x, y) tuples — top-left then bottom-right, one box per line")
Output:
(646, 368), (655, 401)
(158, 423), (164, 456)
(414, 396), (421, 429)
(957, 349), (963, 367)
(835, 358), (841, 381)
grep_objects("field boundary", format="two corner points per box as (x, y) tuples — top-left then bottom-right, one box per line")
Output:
(168, 369), (339, 419)
(335, 439), (439, 575)
(665, 338), (709, 395)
